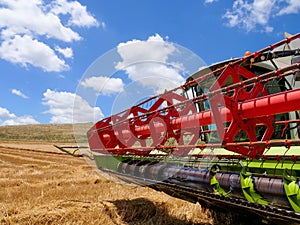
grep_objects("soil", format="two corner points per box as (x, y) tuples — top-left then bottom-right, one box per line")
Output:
(0, 141), (213, 225)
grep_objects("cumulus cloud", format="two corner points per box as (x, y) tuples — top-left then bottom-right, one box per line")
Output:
(0, 35), (69, 72)
(115, 34), (185, 93)
(122, 63), (185, 93)
(223, 0), (274, 32)
(116, 34), (176, 67)
(51, 0), (99, 27)
(11, 89), (29, 99)
(81, 76), (124, 95)
(42, 89), (103, 124)
(0, 0), (81, 42)
(0, 107), (15, 118)
(1, 116), (39, 126)
(0, 0), (100, 72)
(278, 0), (300, 15)
(223, 0), (300, 32)
(0, 106), (39, 125)
(55, 46), (73, 58)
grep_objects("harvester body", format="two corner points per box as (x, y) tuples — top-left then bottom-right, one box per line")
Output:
(87, 33), (300, 224)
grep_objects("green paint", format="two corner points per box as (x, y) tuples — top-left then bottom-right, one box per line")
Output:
(240, 167), (269, 205)
(94, 155), (123, 171)
(283, 169), (300, 212)
(210, 175), (228, 196)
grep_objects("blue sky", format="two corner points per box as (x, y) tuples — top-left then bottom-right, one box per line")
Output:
(0, 0), (299, 125)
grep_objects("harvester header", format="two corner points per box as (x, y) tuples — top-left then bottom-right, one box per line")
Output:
(86, 32), (300, 224)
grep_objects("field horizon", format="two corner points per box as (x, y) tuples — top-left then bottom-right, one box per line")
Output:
(0, 123), (93, 143)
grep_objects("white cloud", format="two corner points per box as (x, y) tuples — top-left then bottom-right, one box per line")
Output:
(204, 0), (217, 3)
(278, 0), (300, 15)
(116, 34), (176, 66)
(11, 89), (29, 99)
(55, 46), (73, 58)
(0, 107), (15, 118)
(0, 106), (39, 125)
(223, 0), (274, 32)
(51, 0), (99, 28)
(100, 22), (106, 29)
(223, 0), (300, 32)
(0, 35), (69, 72)
(81, 76), (124, 95)
(0, 0), (82, 42)
(115, 34), (185, 93)
(42, 89), (103, 124)
(1, 116), (39, 126)
(123, 63), (185, 93)
(0, 0), (99, 72)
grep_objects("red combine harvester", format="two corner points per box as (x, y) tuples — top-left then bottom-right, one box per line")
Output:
(86, 33), (300, 224)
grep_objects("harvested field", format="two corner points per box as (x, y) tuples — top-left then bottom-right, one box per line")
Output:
(0, 141), (213, 225)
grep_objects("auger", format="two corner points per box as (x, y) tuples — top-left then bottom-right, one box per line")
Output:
(86, 32), (300, 224)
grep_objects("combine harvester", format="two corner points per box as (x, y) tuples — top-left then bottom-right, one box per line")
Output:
(86, 32), (300, 224)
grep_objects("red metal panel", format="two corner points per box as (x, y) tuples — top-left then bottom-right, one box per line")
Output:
(88, 88), (300, 156)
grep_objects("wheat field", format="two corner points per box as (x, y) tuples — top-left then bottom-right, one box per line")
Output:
(0, 124), (215, 225)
